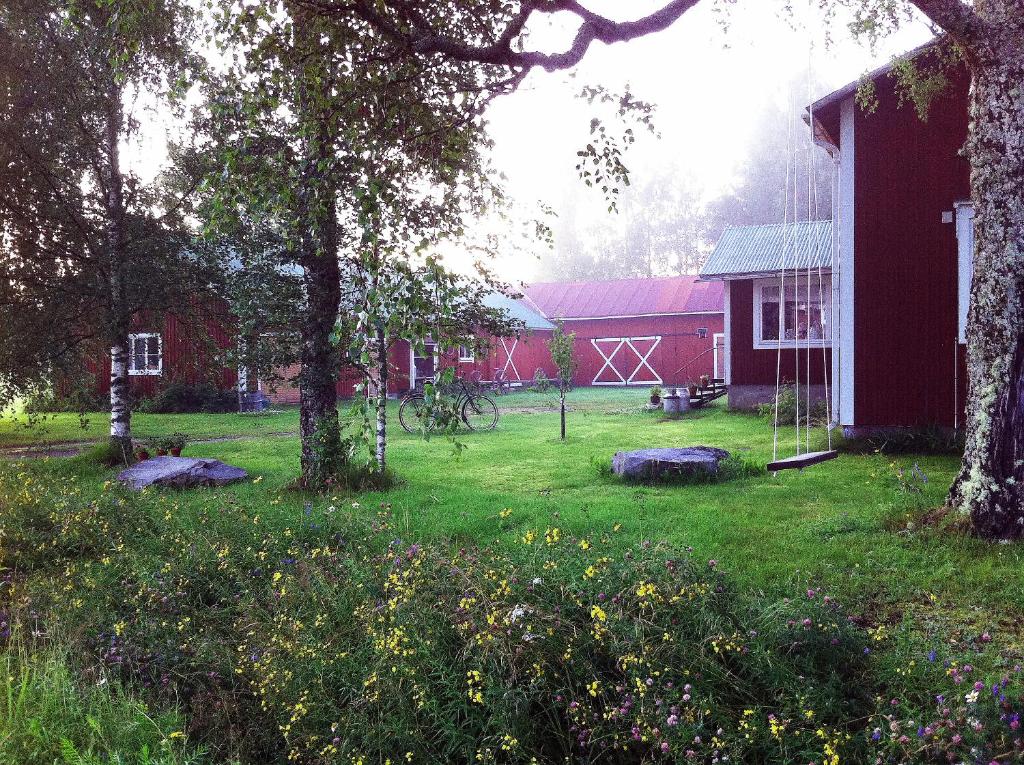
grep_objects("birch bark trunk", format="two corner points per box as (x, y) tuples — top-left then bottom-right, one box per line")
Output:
(102, 80), (132, 461)
(374, 325), (389, 472)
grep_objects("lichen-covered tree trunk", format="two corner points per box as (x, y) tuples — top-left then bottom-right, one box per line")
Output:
(297, 218), (342, 488)
(102, 82), (132, 461)
(949, 24), (1024, 538)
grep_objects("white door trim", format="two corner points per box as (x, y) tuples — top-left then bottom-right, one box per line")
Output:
(713, 333), (725, 380)
(591, 336), (663, 386)
(499, 336), (520, 381)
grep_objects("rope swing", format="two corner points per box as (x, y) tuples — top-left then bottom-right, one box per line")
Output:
(767, 6), (838, 474)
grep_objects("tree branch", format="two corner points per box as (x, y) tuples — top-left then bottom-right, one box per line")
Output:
(300, 0), (699, 72)
(906, 0), (985, 47)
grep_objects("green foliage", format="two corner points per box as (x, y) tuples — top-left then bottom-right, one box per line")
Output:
(80, 440), (133, 468)
(137, 384), (237, 415)
(5, 458), (1023, 764)
(1, 633), (203, 765)
(548, 323), (578, 389)
(839, 426), (965, 456)
(758, 383), (829, 428)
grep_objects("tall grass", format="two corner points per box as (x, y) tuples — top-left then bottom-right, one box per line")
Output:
(1, 632), (205, 765)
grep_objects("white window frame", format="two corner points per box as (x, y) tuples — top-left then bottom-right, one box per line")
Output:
(955, 201), (974, 344)
(752, 275), (832, 350)
(458, 344), (475, 362)
(128, 332), (163, 376)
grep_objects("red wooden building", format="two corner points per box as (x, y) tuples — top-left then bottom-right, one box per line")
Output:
(699, 221), (833, 411)
(522, 276), (724, 388)
(702, 45), (972, 435)
(264, 293), (557, 404)
(87, 310), (238, 398)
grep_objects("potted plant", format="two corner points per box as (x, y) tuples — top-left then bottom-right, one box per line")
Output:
(167, 432), (187, 457)
(686, 381), (699, 399)
(699, 374), (710, 389)
(649, 385), (662, 405)
(134, 444), (150, 461)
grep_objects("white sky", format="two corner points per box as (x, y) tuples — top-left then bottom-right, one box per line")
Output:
(473, 1), (934, 284)
(122, 1), (934, 286)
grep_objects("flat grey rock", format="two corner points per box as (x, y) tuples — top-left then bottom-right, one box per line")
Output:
(611, 447), (730, 481)
(117, 456), (248, 491)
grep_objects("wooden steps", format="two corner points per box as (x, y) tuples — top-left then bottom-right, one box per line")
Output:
(688, 380), (728, 408)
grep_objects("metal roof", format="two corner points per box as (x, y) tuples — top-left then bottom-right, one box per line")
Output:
(523, 275), (723, 320)
(484, 292), (556, 331)
(699, 221), (833, 280)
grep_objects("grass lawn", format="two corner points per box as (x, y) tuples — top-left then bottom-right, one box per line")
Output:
(5, 387), (1020, 621)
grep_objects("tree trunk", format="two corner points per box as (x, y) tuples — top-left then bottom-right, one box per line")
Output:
(101, 81), (132, 461)
(374, 325), (389, 472)
(949, 23), (1024, 538)
(298, 225), (342, 489)
(560, 387), (566, 440)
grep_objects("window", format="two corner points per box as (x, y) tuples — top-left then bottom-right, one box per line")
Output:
(128, 333), (162, 376)
(753, 275), (832, 349)
(955, 202), (974, 344)
(458, 344), (474, 362)
(696, 327), (708, 339)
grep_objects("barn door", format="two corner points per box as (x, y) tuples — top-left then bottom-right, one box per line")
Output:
(498, 337), (520, 381)
(591, 336), (662, 386)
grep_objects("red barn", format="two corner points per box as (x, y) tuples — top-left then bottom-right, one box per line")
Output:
(523, 276), (724, 388)
(86, 309), (238, 399)
(703, 44), (972, 435)
(263, 293), (557, 404)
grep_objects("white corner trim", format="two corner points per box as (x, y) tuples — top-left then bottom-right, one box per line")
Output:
(838, 96), (856, 426)
(722, 282), (732, 385)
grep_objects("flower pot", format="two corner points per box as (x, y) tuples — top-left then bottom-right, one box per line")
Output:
(170, 447), (182, 457)
(650, 395), (661, 405)
(687, 385), (698, 398)
(156, 449), (168, 457)
(699, 375), (710, 388)
(135, 450), (150, 461)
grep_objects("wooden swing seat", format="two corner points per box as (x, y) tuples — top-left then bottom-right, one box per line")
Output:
(767, 449), (839, 473)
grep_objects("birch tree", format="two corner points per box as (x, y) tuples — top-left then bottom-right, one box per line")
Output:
(300, 0), (1024, 537)
(0, 0), (202, 459)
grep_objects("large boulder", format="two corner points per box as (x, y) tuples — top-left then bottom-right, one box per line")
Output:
(117, 456), (248, 491)
(611, 446), (730, 481)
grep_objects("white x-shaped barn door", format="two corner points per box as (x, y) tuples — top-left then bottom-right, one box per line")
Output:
(499, 337), (520, 381)
(591, 336), (662, 385)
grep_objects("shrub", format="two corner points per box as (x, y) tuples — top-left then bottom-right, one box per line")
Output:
(138, 383), (237, 414)
(839, 426), (965, 456)
(758, 383), (829, 427)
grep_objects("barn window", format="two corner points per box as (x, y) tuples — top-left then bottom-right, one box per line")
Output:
(458, 344), (474, 362)
(696, 327), (709, 339)
(955, 201), (974, 344)
(753, 275), (831, 349)
(128, 333), (162, 376)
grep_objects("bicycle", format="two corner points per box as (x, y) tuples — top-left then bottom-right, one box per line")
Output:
(398, 377), (499, 434)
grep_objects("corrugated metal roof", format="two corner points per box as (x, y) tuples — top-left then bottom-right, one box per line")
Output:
(699, 221), (833, 280)
(522, 275), (723, 320)
(484, 292), (556, 331)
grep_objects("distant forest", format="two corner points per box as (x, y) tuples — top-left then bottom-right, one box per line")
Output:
(542, 94), (834, 281)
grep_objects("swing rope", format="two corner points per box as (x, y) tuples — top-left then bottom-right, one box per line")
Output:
(769, 2), (837, 471)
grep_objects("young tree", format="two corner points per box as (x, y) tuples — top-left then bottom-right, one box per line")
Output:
(205, 1), (512, 487)
(548, 323), (577, 441)
(302, 0), (1024, 535)
(0, 0), (203, 458)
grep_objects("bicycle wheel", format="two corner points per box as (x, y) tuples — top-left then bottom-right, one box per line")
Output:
(399, 395), (435, 434)
(462, 394), (499, 431)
